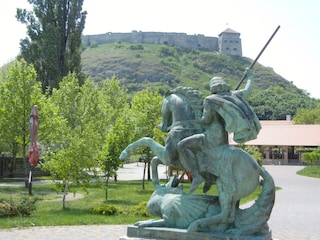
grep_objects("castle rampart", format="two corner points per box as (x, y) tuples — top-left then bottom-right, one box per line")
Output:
(82, 28), (242, 56)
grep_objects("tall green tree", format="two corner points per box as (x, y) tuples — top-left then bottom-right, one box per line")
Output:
(293, 104), (320, 124)
(99, 77), (130, 126)
(16, 0), (87, 92)
(96, 78), (133, 199)
(98, 110), (134, 200)
(40, 74), (103, 209)
(130, 89), (165, 187)
(131, 89), (164, 142)
(247, 86), (319, 120)
(0, 60), (43, 174)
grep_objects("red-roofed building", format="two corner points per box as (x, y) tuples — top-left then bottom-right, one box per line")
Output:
(229, 120), (320, 165)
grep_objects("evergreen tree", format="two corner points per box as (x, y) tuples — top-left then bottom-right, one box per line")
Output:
(16, 0), (87, 92)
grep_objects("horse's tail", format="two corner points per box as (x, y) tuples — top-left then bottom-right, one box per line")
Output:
(232, 167), (275, 236)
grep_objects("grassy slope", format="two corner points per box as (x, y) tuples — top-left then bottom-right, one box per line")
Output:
(81, 42), (302, 96)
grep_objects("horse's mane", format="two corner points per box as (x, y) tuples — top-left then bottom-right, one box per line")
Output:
(165, 86), (203, 120)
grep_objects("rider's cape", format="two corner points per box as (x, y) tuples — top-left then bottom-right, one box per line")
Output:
(204, 92), (261, 143)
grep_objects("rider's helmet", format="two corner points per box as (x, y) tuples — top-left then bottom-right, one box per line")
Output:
(209, 77), (231, 94)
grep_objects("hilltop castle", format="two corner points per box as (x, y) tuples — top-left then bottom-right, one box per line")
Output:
(82, 28), (242, 57)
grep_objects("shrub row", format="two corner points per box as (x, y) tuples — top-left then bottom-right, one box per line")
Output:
(92, 201), (150, 217)
(0, 197), (38, 217)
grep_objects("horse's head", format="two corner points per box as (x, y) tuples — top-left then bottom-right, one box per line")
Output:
(159, 96), (172, 132)
(159, 87), (203, 132)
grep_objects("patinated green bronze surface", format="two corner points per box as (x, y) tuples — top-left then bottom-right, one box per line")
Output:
(120, 68), (275, 239)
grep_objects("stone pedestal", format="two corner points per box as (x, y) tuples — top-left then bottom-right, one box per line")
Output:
(119, 226), (272, 240)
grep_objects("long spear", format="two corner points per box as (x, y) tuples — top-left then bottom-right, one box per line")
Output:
(175, 26), (281, 188)
(235, 25), (281, 90)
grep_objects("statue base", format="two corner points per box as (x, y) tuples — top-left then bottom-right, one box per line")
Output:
(119, 226), (272, 240)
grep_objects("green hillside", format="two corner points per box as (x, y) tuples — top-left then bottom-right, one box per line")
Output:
(81, 42), (302, 96)
(1, 42), (316, 120)
(81, 42), (320, 120)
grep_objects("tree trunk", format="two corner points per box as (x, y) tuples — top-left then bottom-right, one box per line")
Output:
(147, 161), (151, 180)
(62, 179), (69, 210)
(142, 162), (147, 190)
(105, 177), (109, 200)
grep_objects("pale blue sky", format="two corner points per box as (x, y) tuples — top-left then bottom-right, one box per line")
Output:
(1, 0), (319, 99)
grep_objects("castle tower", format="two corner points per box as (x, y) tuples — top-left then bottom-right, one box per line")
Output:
(218, 28), (242, 56)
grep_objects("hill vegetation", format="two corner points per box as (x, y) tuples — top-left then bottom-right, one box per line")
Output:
(81, 42), (297, 95)
(81, 42), (319, 120)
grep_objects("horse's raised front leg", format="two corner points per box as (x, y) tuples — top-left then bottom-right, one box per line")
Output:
(120, 137), (174, 188)
(119, 137), (166, 160)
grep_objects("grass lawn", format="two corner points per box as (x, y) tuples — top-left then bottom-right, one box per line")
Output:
(0, 178), (264, 229)
(297, 165), (320, 178)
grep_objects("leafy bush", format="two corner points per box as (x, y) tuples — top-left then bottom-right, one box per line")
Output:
(17, 197), (38, 216)
(0, 200), (16, 217)
(157, 46), (178, 58)
(160, 58), (179, 69)
(129, 44), (144, 50)
(130, 201), (150, 217)
(89, 42), (98, 48)
(92, 205), (119, 216)
(239, 145), (263, 166)
(302, 150), (320, 165)
(0, 197), (37, 217)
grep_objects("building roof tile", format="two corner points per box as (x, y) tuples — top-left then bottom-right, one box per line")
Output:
(229, 121), (320, 146)
(219, 28), (240, 36)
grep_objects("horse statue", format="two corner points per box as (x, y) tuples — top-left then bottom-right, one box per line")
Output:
(120, 86), (204, 189)
(120, 83), (275, 236)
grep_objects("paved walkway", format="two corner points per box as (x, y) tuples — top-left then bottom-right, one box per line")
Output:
(1, 164), (320, 240)
(264, 165), (320, 240)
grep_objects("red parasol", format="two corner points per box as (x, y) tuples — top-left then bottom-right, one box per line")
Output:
(28, 105), (40, 165)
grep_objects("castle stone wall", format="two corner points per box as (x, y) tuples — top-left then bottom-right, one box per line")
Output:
(82, 30), (241, 56)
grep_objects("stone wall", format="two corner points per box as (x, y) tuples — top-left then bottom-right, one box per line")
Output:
(82, 30), (242, 56)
